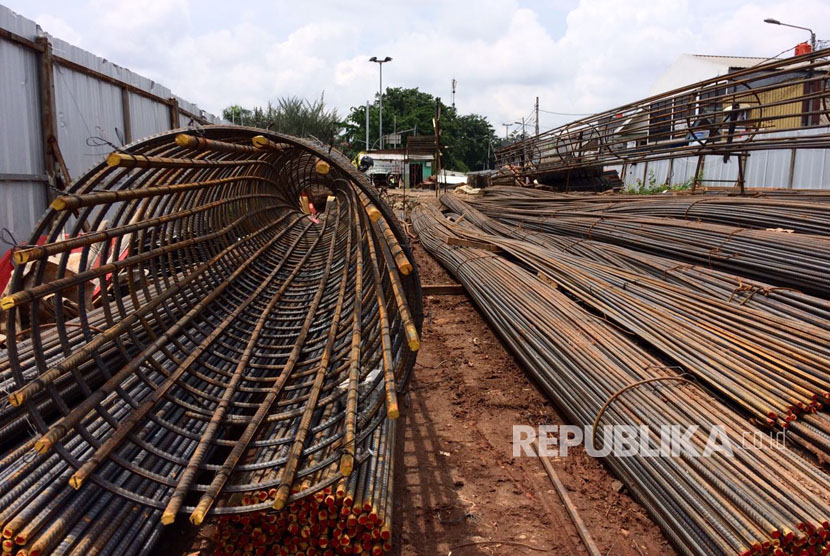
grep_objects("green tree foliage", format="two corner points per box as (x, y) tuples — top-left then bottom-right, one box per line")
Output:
(343, 87), (498, 172)
(222, 95), (343, 146)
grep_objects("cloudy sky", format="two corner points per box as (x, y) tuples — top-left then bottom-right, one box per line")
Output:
(5, 0), (829, 131)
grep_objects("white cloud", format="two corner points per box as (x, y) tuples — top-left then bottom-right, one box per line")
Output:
(33, 13), (82, 45)
(6, 0), (830, 132)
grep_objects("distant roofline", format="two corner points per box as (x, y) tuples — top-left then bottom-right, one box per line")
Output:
(690, 54), (769, 60)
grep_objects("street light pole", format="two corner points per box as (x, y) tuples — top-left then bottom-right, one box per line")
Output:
(369, 56), (392, 150)
(365, 101), (370, 150)
(502, 122), (513, 140)
(764, 18), (817, 51)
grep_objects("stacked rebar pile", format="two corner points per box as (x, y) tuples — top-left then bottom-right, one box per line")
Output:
(467, 187), (830, 236)
(0, 127), (421, 555)
(413, 195), (830, 556)
(442, 195), (830, 460)
(461, 189), (830, 296)
(442, 195), (830, 331)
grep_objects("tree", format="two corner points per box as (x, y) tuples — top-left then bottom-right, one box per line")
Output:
(222, 105), (255, 126)
(343, 87), (497, 172)
(222, 95), (343, 146)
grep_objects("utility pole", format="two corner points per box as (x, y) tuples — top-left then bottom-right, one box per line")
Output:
(452, 78), (457, 109)
(535, 97), (540, 136)
(514, 118), (526, 139)
(365, 101), (370, 150)
(434, 98), (442, 196)
(369, 56), (392, 149)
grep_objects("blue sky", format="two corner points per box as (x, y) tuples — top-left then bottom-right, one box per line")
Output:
(4, 0), (828, 130)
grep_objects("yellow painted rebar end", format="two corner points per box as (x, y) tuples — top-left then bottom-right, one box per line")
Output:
(161, 511), (176, 525)
(367, 206), (382, 222)
(252, 135), (268, 148)
(406, 324), (420, 352)
(12, 250), (28, 265)
(8, 391), (24, 407)
(272, 487), (289, 511)
(106, 152), (123, 167)
(315, 160), (331, 175)
(69, 474), (83, 490)
(174, 134), (195, 148)
(50, 197), (68, 211)
(387, 404), (400, 420)
(34, 437), (52, 454)
(399, 261), (413, 275)
(339, 454), (353, 477)
(0, 296), (15, 310)
(189, 509), (205, 526)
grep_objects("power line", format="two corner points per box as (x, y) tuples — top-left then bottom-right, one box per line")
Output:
(538, 108), (594, 116)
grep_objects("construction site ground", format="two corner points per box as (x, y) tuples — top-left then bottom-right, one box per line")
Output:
(390, 189), (673, 555)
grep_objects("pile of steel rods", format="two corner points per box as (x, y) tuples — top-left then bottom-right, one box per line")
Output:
(446, 196), (830, 457)
(442, 195), (830, 331)
(413, 202), (830, 556)
(0, 127), (421, 555)
(469, 187), (830, 236)
(469, 186), (830, 234)
(461, 189), (830, 296)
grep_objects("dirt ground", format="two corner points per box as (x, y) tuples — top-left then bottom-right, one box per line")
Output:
(392, 234), (674, 556)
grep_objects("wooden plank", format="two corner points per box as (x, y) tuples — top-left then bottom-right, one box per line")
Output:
(446, 237), (501, 251)
(169, 97), (181, 129)
(422, 284), (465, 296)
(36, 36), (57, 200)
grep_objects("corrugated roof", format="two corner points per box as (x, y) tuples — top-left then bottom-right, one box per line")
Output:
(691, 54), (771, 68)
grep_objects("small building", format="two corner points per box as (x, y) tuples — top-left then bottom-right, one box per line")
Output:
(355, 150), (433, 188)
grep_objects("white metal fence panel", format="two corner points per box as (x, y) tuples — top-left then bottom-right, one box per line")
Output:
(0, 5), (227, 244)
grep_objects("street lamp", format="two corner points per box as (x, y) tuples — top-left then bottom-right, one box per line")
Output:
(369, 56), (392, 149)
(764, 18), (817, 51)
(502, 122), (514, 140)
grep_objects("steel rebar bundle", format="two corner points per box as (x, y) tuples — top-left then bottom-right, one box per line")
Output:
(442, 194), (830, 331)
(465, 187), (830, 236)
(0, 126), (421, 556)
(413, 203), (830, 556)
(441, 195), (830, 459)
(460, 191), (830, 296)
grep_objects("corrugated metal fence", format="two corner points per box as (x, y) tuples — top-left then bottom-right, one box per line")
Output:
(0, 5), (227, 245)
(613, 127), (830, 189)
